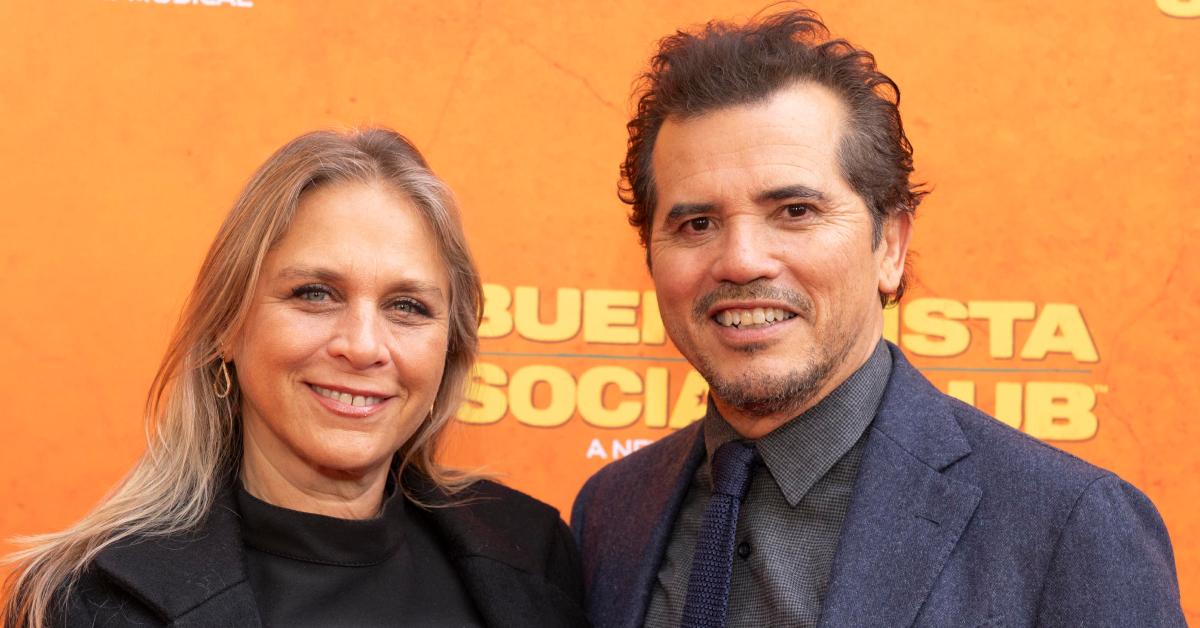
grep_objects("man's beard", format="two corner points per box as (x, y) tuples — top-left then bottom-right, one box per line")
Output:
(681, 279), (854, 419)
(692, 341), (840, 418)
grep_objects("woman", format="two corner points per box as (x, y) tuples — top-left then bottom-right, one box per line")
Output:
(3, 128), (588, 627)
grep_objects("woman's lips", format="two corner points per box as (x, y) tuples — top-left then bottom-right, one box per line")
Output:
(307, 383), (390, 418)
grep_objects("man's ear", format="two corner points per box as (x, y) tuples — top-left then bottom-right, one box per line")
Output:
(877, 212), (913, 295)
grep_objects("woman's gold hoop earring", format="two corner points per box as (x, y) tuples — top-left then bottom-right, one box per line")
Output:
(214, 360), (233, 399)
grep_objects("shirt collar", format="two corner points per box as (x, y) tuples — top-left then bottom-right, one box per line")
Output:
(702, 339), (892, 507)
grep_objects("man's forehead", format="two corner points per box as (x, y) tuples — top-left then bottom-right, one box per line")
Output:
(650, 84), (849, 211)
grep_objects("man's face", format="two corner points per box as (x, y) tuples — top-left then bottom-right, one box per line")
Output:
(648, 82), (910, 434)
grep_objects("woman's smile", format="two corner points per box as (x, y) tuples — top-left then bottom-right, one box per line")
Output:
(307, 382), (394, 418)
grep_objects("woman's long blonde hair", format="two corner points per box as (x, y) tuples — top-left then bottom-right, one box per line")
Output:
(3, 128), (484, 627)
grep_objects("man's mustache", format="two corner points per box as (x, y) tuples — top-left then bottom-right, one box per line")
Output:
(692, 280), (813, 322)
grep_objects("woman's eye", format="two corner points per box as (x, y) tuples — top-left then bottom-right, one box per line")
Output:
(292, 285), (332, 302)
(391, 298), (429, 316)
(684, 217), (711, 232)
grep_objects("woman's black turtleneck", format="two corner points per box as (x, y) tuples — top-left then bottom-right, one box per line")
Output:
(236, 481), (484, 628)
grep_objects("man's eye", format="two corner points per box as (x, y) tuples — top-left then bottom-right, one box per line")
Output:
(685, 217), (711, 232)
(784, 204), (811, 218)
(292, 285), (332, 302)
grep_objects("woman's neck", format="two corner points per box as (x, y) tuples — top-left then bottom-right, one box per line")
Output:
(239, 430), (389, 520)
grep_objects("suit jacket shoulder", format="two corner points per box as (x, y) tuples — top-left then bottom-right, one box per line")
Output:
(944, 390), (1183, 625)
(819, 344), (1185, 626)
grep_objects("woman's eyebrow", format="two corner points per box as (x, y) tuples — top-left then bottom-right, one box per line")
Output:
(276, 265), (342, 283)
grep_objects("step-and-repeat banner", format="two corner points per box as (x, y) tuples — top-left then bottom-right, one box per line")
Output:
(1, 0), (1196, 617)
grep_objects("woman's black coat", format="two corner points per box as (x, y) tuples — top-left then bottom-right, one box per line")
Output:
(58, 476), (589, 627)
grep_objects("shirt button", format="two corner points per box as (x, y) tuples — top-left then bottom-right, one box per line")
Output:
(737, 541), (753, 559)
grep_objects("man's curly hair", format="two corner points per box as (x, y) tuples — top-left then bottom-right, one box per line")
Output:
(619, 9), (926, 305)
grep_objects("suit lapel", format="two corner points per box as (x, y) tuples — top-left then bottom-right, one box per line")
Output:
(818, 345), (982, 627)
(630, 428), (705, 628)
(93, 490), (263, 626)
(593, 425), (705, 628)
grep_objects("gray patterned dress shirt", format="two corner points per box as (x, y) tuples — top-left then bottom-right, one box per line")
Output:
(645, 340), (892, 628)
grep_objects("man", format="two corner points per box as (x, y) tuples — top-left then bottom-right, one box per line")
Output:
(571, 9), (1185, 628)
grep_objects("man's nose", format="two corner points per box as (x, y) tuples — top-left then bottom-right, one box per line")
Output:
(328, 304), (390, 369)
(710, 218), (784, 285)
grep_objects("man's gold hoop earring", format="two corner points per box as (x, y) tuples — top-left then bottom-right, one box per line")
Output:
(214, 361), (233, 399)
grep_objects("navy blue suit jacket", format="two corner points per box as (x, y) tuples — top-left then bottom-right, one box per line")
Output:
(571, 343), (1185, 627)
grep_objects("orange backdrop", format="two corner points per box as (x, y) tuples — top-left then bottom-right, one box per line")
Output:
(1, 0), (1197, 619)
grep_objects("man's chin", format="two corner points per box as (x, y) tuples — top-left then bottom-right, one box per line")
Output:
(708, 374), (822, 419)
(701, 348), (839, 418)
(729, 341), (773, 354)
(719, 394), (807, 420)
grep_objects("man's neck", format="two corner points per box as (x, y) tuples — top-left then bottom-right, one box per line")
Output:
(715, 337), (882, 439)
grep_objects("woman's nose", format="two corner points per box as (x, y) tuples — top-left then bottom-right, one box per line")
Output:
(328, 304), (389, 369)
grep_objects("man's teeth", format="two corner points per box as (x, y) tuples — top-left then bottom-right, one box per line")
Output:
(715, 307), (796, 328)
(311, 385), (383, 407)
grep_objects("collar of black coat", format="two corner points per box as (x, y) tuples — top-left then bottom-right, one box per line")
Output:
(92, 488), (249, 622)
(91, 468), (548, 623)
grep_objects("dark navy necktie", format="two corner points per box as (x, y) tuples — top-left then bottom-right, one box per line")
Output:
(681, 440), (760, 628)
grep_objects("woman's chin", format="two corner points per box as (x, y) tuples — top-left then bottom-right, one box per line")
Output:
(302, 444), (396, 480)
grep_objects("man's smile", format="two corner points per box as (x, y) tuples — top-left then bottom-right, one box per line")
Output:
(713, 306), (798, 328)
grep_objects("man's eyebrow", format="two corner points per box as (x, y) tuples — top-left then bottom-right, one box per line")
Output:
(756, 185), (827, 203)
(664, 202), (717, 221)
(275, 266), (445, 298)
